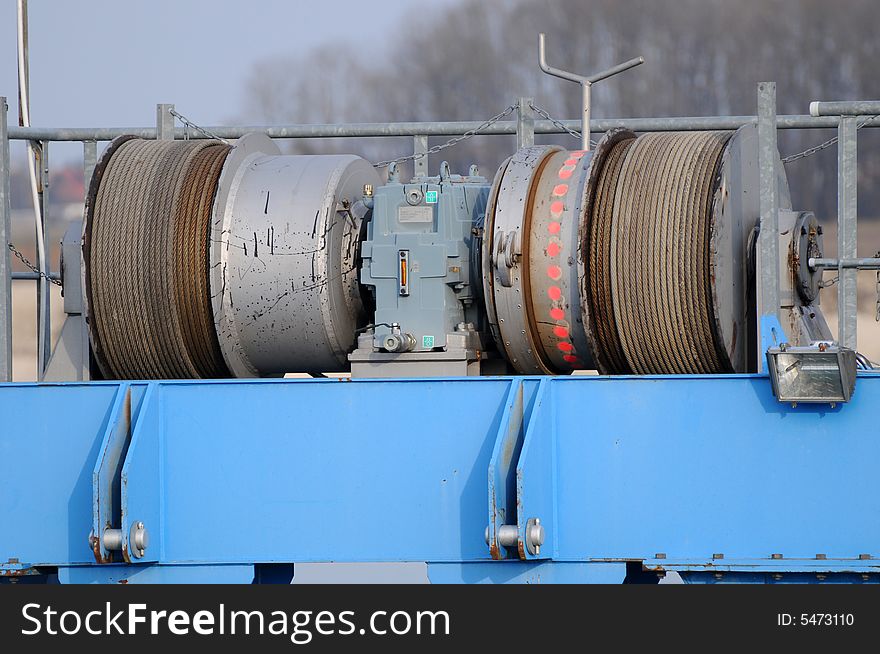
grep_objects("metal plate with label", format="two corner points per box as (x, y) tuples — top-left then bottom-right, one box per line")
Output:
(398, 206), (434, 223)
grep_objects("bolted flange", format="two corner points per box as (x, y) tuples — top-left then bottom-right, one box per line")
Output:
(130, 521), (149, 558)
(525, 517), (545, 556)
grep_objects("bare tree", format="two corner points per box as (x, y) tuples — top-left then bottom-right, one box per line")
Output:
(239, 0), (880, 217)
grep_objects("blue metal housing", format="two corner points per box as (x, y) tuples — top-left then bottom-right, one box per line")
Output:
(2, 373), (878, 584)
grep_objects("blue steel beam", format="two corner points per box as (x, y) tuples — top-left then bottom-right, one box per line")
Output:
(1, 375), (879, 582)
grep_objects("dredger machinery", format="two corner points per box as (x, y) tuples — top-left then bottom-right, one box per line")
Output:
(55, 116), (830, 385)
(3, 37), (880, 584)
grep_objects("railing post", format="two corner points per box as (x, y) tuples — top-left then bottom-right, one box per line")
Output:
(83, 140), (97, 190)
(36, 140), (50, 378)
(837, 116), (858, 350)
(413, 135), (428, 177)
(157, 104), (175, 140)
(757, 82), (780, 370)
(0, 98), (11, 381)
(516, 97), (534, 149)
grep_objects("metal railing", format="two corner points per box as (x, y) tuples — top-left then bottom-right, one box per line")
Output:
(0, 90), (877, 381)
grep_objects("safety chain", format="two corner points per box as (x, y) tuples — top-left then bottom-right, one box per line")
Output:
(168, 108), (232, 145)
(6, 242), (62, 286)
(373, 104), (518, 169)
(782, 114), (880, 164)
(528, 103), (598, 147)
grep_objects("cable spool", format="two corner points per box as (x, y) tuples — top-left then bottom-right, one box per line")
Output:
(588, 131), (732, 374)
(208, 134), (380, 376)
(84, 137), (232, 379)
(84, 134), (380, 379)
(487, 125), (790, 375)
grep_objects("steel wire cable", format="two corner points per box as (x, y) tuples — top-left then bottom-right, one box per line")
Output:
(588, 131), (732, 374)
(86, 138), (232, 379)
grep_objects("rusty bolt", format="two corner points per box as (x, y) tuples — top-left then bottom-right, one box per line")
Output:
(771, 553), (783, 560)
(712, 553), (724, 560)
(859, 553), (871, 560)
(815, 553), (827, 560)
(654, 553), (666, 560)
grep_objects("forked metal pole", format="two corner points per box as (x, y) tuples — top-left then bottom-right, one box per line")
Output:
(538, 33), (643, 151)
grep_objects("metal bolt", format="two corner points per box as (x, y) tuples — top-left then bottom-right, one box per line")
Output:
(525, 517), (545, 557)
(131, 522), (149, 558)
(103, 528), (123, 551)
(772, 573), (783, 581)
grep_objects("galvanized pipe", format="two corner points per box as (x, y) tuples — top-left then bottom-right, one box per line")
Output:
(7, 115), (871, 143)
(516, 97), (534, 149)
(838, 117), (859, 350)
(810, 101), (880, 117)
(36, 140), (49, 378)
(0, 98), (11, 381)
(12, 271), (60, 281)
(757, 83), (780, 353)
(809, 257), (880, 270)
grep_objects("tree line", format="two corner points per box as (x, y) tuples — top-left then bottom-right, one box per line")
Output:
(243, 0), (879, 219)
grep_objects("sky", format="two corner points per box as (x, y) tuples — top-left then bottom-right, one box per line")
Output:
(0, 0), (460, 160)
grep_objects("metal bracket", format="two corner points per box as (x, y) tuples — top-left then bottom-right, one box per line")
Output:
(90, 383), (149, 563)
(486, 378), (555, 561)
(538, 33), (643, 151)
(487, 380), (524, 559)
(493, 229), (520, 288)
(516, 378), (555, 559)
(120, 383), (162, 562)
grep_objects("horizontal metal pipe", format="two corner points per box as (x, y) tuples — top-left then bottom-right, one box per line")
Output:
(810, 101), (880, 117)
(809, 257), (880, 270)
(6, 114), (869, 142)
(12, 271), (60, 281)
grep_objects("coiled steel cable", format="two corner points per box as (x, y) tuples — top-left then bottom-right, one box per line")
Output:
(587, 131), (732, 374)
(85, 138), (232, 379)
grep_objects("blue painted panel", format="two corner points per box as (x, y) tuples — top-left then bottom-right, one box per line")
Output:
(150, 378), (513, 563)
(552, 374), (880, 561)
(121, 384), (162, 563)
(0, 382), (123, 567)
(487, 380), (522, 559)
(2, 373), (879, 581)
(517, 378), (556, 560)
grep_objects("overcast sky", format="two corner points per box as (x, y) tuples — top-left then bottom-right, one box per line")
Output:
(0, 0), (460, 129)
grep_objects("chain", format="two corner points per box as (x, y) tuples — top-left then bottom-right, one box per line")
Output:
(373, 104), (518, 169)
(168, 108), (231, 145)
(7, 242), (62, 286)
(528, 103), (598, 147)
(782, 114), (879, 164)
